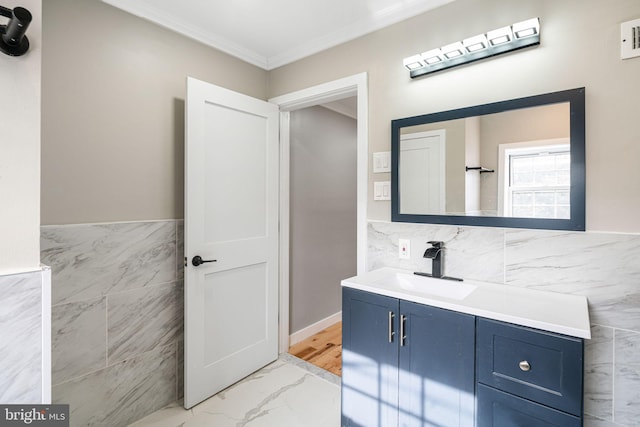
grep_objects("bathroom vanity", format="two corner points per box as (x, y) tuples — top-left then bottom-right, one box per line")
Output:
(341, 268), (590, 427)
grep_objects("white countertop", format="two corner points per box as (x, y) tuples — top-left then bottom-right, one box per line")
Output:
(342, 267), (591, 339)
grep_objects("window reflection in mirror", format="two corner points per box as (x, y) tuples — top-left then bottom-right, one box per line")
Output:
(391, 88), (585, 231)
(500, 140), (570, 219)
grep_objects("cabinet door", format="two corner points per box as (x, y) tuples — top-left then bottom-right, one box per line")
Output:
(342, 288), (399, 427)
(477, 384), (581, 427)
(398, 301), (475, 427)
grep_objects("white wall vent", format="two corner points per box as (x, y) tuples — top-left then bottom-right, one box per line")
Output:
(621, 18), (640, 60)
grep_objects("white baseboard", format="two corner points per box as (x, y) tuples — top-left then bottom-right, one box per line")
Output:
(289, 311), (342, 347)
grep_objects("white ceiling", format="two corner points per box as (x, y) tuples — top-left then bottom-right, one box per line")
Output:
(102, 0), (455, 70)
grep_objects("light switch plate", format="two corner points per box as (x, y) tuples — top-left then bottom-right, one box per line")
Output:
(373, 152), (391, 173)
(374, 181), (391, 200)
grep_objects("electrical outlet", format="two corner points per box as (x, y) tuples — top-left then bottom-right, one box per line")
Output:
(398, 239), (411, 259)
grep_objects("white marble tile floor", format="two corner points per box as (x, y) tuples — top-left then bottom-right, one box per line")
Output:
(128, 354), (341, 427)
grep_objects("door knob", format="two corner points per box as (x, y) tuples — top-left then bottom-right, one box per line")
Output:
(192, 255), (217, 267)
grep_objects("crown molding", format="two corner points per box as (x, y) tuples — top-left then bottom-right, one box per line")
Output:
(103, 0), (454, 70)
(102, 0), (269, 68)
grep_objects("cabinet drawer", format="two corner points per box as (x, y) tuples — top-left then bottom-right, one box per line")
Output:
(477, 384), (581, 427)
(476, 318), (583, 416)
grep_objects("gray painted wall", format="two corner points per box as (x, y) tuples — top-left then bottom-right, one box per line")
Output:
(289, 106), (357, 333)
(41, 0), (268, 225)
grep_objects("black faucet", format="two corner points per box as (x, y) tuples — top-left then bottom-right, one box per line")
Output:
(415, 241), (463, 282)
(423, 241), (444, 278)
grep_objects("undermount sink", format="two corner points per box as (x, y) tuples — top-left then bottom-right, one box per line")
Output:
(395, 273), (477, 300)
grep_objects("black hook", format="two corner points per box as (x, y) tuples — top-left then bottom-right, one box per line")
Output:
(0, 5), (32, 57)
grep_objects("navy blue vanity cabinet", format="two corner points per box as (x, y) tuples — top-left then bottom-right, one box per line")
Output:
(398, 300), (475, 427)
(342, 287), (475, 427)
(476, 318), (584, 427)
(342, 287), (400, 427)
(477, 384), (581, 427)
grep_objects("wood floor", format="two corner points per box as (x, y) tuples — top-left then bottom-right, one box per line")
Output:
(288, 322), (342, 377)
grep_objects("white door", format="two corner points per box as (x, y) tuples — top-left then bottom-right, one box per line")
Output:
(399, 130), (446, 214)
(184, 77), (279, 409)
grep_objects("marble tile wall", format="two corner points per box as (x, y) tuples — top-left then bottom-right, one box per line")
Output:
(41, 220), (184, 427)
(368, 220), (640, 427)
(40, 218), (640, 425)
(0, 269), (46, 403)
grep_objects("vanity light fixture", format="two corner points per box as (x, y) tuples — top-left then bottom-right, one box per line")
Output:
(487, 26), (513, 46)
(422, 48), (444, 64)
(513, 18), (540, 39)
(463, 34), (488, 53)
(403, 54), (425, 70)
(441, 41), (465, 59)
(403, 17), (540, 78)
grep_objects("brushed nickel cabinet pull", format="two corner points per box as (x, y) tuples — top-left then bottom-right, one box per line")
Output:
(388, 311), (395, 343)
(519, 360), (531, 372)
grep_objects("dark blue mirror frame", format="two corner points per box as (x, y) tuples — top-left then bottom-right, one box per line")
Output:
(391, 87), (585, 231)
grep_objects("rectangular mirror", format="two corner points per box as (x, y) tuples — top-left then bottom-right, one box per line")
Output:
(391, 88), (585, 230)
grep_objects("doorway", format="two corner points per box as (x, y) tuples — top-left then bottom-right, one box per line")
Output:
(286, 102), (357, 376)
(269, 73), (368, 355)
